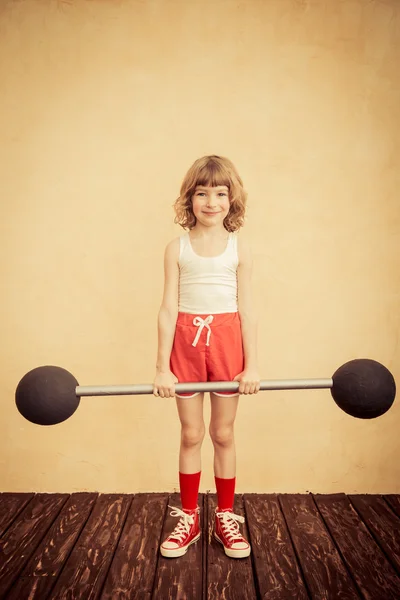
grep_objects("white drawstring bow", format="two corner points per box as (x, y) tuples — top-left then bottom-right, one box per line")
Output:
(192, 315), (214, 347)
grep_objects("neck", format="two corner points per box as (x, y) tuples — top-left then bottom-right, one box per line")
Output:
(190, 224), (228, 238)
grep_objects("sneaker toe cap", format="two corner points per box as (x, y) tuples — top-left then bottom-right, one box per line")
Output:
(232, 541), (249, 550)
(161, 540), (180, 550)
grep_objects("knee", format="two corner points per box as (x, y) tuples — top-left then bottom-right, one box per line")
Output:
(181, 425), (205, 449)
(209, 425), (234, 448)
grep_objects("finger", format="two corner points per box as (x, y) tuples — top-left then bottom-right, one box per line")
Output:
(153, 387), (159, 397)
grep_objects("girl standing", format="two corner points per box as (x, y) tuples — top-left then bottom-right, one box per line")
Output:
(153, 155), (260, 558)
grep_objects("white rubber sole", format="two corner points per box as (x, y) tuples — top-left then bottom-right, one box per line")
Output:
(160, 532), (201, 558)
(214, 533), (251, 558)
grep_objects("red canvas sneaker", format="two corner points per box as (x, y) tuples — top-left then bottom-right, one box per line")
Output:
(214, 507), (251, 558)
(160, 506), (201, 558)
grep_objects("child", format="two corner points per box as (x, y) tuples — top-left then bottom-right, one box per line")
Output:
(153, 155), (260, 559)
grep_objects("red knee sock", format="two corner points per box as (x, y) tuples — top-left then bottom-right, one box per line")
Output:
(215, 476), (236, 511)
(179, 471), (201, 511)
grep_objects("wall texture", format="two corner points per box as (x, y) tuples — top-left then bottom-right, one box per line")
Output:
(1, 0), (399, 493)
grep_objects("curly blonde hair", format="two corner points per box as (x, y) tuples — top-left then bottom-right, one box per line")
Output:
(174, 155), (247, 232)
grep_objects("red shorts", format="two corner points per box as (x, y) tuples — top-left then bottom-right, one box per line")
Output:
(170, 312), (244, 398)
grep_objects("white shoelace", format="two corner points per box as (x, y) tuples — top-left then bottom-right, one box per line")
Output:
(166, 506), (196, 542)
(192, 315), (214, 347)
(216, 510), (246, 542)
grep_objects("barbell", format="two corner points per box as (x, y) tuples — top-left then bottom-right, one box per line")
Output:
(15, 358), (396, 426)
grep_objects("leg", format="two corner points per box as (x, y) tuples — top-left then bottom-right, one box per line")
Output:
(159, 393), (205, 558)
(176, 392), (205, 474)
(170, 314), (207, 474)
(209, 392), (239, 478)
(176, 391), (205, 509)
(206, 313), (243, 479)
(206, 314), (250, 557)
(209, 392), (251, 559)
(160, 314), (207, 558)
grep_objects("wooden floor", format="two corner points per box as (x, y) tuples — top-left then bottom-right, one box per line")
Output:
(1, 492), (400, 599)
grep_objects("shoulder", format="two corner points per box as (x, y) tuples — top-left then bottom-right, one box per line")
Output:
(164, 237), (180, 264)
(164, 236), (182, 261)
(235, 230), (253, 266)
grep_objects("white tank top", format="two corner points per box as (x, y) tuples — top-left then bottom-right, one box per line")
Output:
(178, 232), (239, 314)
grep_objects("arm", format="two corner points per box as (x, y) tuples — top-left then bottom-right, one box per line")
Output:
(235, 235), (260, 394)
(153, 238), (180, 397)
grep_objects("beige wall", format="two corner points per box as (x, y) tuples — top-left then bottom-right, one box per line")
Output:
(1, 0), (399, 494)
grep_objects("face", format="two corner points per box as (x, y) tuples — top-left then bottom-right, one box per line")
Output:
(191, 185), (230, 227)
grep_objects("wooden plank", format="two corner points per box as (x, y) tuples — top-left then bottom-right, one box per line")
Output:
(202, 492), (208, 600)
(100, 493), (168, 600)
(349, 494), (400, 575)
(6, 493), (98, 600)
(49, 493), (132, 600)
(206, 494), (257, 600)
(385, 495), (400, 519)
(316, 493), (400, 600)
(0, 493), (35, 537)
(151, 493), (203, 600)
(279, 494), (359, 599)
(244, 494), (309, 599)
(0, 493), (68, 599)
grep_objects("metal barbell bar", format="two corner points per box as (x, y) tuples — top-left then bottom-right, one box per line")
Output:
(76, 378), (333, 397)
